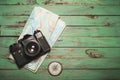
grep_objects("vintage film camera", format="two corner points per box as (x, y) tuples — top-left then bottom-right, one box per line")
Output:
(9, 30), (51, 68)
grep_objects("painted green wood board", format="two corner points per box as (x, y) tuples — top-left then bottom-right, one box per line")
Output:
(0, 5), (120, 16)
(0, 16), (120, 26)
(0, 0), (120, 80)
(37, 0), (120, 5)
(0, 0), (120, 5)
(0, 70), (120, 80)
(0, 0), (36, 5)
(0, 47), (120, 69)
(1, 36), (120, 47)
(1, 27), (120, 36)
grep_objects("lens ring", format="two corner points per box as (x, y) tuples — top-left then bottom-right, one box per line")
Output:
(25, 41), (40, 57)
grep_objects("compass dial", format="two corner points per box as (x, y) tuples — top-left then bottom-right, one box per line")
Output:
(48, 61), (62, 76)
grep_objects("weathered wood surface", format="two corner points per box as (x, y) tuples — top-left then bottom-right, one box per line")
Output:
(0, 16), (120, 26)
(1, 47), (120, 68)
(1, 36), (120, 48)
(0, 5), (120, 16)
(1, 26), (120, 36)
(1, 0), (120, 5)
(0, 0), (120, 80)
(0, 70), (120, 80)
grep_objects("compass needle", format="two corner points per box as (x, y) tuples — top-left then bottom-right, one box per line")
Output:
(48, 61), (62, 76)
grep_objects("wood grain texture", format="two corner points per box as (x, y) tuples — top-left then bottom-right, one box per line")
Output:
(0, 0), (120, 79)
(0, 5), (120, 16)
(0, 47), (120, 69)
(0, 69), (120, 80)
(0, 0), (120, 5)
(0, 0), (37, 5)
(1, 26), (120, 36)
(0, 16), (120, 26)
(0, 36), (120, 48)
(37, 0), (120, 5)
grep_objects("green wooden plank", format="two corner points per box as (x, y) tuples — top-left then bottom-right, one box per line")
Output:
(1, 47), (120, 59)
(0, 16), (120, 26)
(62, 27), (120, 37)
(0, 25), (1, 34)
(0, 59), (18, 69)
(0, 36), (120, 48)
(1, 26), (23, 36)
(0, 0), (120, 5)
(0, 0), (37, 5)
(37, 0), (120, 6)
(1, 26), (120, 36)
(61, 16), (120, 26)
(1, 56), (120, 69)
(0, 47), (120, 69)
(1, 34), (120, 47)
(44, 52), (120, 69)
(0, 5), (34, 16)
(0, 5), (120, 16)
(0, 16), (28, 26)
(0, 69), (120, 80)
(55, 37), (120, 47)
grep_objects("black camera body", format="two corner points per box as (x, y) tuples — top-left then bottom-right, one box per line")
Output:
(9, 30), (51, 68)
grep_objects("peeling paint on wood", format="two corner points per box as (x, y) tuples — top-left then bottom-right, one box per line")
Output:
(37, 0), (120, 6)
(104, 22), (111, 26)
(0, 0), (120, 79)
(85, 15), (99, 19)
(85, 49), (104, 58)
(0, 5), (120, 16)
(17, 20), (27, 24)
(0, 0), (37, 5)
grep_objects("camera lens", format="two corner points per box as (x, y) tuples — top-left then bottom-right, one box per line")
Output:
(28, 45), (36, 54)
(26, 42), (40, 57)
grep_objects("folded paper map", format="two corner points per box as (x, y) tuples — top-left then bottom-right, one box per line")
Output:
(9, 7), (66, 72)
